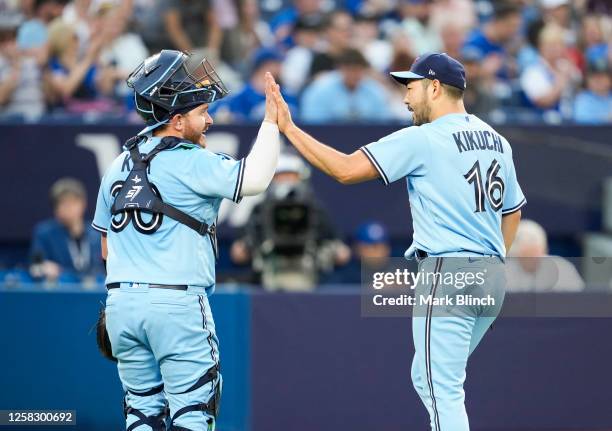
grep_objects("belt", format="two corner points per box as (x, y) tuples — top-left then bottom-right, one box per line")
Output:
(106, 283), (188, 291)
(416, 249), (498, 259)
(415, 249), (429, 259)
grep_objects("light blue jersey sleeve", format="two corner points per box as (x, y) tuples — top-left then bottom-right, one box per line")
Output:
(502, 151), (527, 215)
(360, 126), (430, 185)
(189, 150), (245, 203)
(92, 174), (111, 234)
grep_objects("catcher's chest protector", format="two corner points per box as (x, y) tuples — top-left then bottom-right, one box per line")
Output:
(110, 136), (218, 257)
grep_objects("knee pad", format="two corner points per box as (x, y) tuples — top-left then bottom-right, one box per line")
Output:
(124, 384), (168, 431)
(125, 408), (167, 431)
(169, 365), (221, 430)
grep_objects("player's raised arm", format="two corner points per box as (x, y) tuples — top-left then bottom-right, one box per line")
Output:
(270, 78), (379, 185)
(240, 72), (282, 196)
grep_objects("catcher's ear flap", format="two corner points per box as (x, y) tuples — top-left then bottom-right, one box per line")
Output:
(96, 307), (117, 362)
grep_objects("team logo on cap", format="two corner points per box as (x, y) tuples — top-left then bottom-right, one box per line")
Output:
(428, 69), (436, 76)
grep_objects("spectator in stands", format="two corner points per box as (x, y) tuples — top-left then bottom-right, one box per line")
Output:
(581, 14), (611, 66)
(354, 221), (391, 266)
(462, 2), (522, 80)
(30, 178), (103, 284)
(506, 219), (585, 291)
(61, 0), (94, 58)
(398, 0), (442, 55)
(61, 0), (133, 57)
(429, 0), (476, 32)
(130, 0), (172, 55)
(439, 21), (467, 61)
(518, 0), (543, 30)
(241, 0), (276, 47)
(541, 0), (586, 72)
(539, 0), (577, 45)
(14, 0), (34, 17)
(461, 47), (500, 118)
(163, 0), (222, 59)
(281, 15), (324, 94)
(137, 1), (245, 94)
(211, 0), (240, 65)
(517, 17), (546, 72)
(218, 0), (274, 71)
(309, 10), (354, 79)
(46, 19), (121, 113)
(347, 0), (396, 17)
(212, 48), (298, 123)
(270, 0), (324, 48)
(574, 60), (612, 124)
(95, 2), (148, 100)
(385, 33), (415, 121)
(321, 221), (391, 284)
(301, 48), (392, 123)
(520, 22), (581, 119)
(353, 12), (393, 73)
(17, 0), (66, 55)
(0, 12), (47, 120)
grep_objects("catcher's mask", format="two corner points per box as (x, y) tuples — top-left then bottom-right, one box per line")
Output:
(128, 50), (229, 133)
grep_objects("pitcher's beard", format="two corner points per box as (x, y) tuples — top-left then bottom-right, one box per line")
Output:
(411, 104), (431, 126)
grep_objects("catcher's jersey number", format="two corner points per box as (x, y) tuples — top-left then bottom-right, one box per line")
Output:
(110, 181), (164, 234)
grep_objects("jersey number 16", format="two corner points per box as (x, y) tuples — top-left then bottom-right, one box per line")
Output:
(463, 159), (505, 213)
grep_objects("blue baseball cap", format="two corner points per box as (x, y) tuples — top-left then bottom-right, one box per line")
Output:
(390, 52), (467, 90)
(356, 222), (389, 244)
(252, 48), (283, 73)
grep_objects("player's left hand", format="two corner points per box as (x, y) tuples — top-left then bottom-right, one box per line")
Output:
(263, 72), (278, 124)
(269, 76), (294, 134)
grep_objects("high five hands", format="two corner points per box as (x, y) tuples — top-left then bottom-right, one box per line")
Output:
(263, 72), (295, 134)
(262, 71), (376, 184)
(263, 72), (278, 125)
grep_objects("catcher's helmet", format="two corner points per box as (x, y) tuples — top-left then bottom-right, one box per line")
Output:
(127, 50), (229, 131)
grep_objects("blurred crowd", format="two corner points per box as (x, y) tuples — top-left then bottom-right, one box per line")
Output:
(0, 0), (610, 124)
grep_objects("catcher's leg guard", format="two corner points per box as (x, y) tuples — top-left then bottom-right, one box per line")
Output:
(123, 384), (168, 431)
(167, 367), (221, 431)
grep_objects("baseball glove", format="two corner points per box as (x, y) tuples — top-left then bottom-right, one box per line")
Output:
(96, 307), (117, 362)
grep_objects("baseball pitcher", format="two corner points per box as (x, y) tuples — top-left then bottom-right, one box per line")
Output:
(270, 53), (525, 431)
